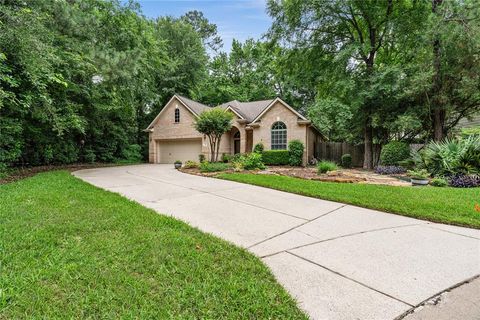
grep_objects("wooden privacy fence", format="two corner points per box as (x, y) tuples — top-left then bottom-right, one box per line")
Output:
(315, 142), (424, 167)
(315, 142), (365, 167)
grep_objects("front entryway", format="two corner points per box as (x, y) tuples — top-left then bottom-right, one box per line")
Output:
(233, 131), (240, 154)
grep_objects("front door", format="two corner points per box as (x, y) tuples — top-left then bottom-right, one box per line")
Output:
(233, 131), (240, 154)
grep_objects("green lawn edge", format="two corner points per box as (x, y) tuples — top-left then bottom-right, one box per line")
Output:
(217, 173), (480, 229)
(0, 171), (307, 319)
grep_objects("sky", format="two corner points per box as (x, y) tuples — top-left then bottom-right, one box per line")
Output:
(135, 0), (272, 52)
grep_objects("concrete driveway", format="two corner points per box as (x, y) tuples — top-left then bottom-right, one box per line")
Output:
(73, 164), (480, 320)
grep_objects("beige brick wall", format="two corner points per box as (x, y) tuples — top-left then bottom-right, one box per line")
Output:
(148, 97), (321, 164)
(149, 97), (204, 163)
(148, 132), (155, 163)
(251, 101), (308, 164)
(150, 100), (250, 162)
(151, 97), (203, 141)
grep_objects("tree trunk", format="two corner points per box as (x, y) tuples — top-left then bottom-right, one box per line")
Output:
(363, 123), (373, 169)
(433, 108), (445, 141)
(208, 136), (215, 162)
(215, 135), (222, 162)
(432, 0), (444, 141)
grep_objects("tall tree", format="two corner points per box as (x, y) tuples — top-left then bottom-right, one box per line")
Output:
(0, 0), (210, 168)
(267, 0), (410, 168)
(181, 10), (223, 52)
(194, 39), (278, 105)
(427, 0), (480, 140)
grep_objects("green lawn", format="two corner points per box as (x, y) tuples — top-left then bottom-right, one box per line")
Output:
(0, 171), (306, 319)
(218, 173), (480, 229)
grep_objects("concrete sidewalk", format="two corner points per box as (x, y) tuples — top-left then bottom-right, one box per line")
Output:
(73, 164), (480, 320)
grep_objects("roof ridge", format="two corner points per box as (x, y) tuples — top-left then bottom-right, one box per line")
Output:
(176, 94), (210, 109)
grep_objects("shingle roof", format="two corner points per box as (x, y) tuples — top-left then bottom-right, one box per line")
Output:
(218, 99), (275, 122)
(176, 95), (210, 115)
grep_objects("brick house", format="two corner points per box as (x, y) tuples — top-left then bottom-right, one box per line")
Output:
(145, 95), (323, 165)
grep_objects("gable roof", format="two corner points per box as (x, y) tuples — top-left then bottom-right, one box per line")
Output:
(145, 95), (308, 131)
(218, 99), (275, 122)
(145, 94), (210, 130)
(176, 95), (210, 115)
(250, 97), (307, 123)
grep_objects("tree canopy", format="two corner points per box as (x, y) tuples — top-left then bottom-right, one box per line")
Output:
(1, 0), (479, 169)
(193, 108), (233, 162)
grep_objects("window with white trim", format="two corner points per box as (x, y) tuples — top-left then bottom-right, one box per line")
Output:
(271, 121), (287, 150)
(174, 108), (180, 123)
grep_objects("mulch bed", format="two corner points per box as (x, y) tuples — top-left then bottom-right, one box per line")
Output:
(264, 166), (411, 186)
(176, 165), (411, 187)
(0, 163), (120, 185)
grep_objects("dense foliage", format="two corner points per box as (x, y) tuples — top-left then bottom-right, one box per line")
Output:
(1, 0), (479, 171)
(231, 153), (265, 171)
(262, 150), (290, 165)
(448, 174), (480, 188)
(268, 0), (480, 168)
(418, 137), (480, 176)
(341, 154), (352, 168)
(253, 143), (265, 154)
(0, 0), (208, 168)
(380, 142), (411, 166)
(288, 140), (304, 166)
(193, 108), (233, 162)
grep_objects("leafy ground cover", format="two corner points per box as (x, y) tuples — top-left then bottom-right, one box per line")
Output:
(0, 171), (306, 319)
(218, 173), (480, 228)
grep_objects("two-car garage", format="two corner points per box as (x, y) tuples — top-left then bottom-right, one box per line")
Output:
(156, 139), (202, 164)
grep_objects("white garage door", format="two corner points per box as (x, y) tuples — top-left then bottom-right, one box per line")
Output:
(157, 139), (202, 164)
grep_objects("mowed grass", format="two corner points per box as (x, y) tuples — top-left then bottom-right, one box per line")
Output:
(218, 173), (480, 229)
(0, 171), (306, 319)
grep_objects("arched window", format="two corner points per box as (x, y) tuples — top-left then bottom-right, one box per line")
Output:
(271, 121), (287, 150)
(174, 108), (180, 123)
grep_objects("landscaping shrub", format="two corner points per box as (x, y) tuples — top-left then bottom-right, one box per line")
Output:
(198, 154), (206, 163)
(420, 136), (480, 176)
(397, 158), (415, 169)
(184, 160), (199, 169)
(262, 150), (290, 165)
(430, 177), (448, 187)
(253, 142), (264, 153)
(461, 127), (480, 138)
(374, 165), (406, 175)
(448, 174), (480, 188)
(288, 140), (304, 166)
(199, 161), (230, 172)
(317, 160), (338, 174)
(341, 154), (352, 168)
(221, 153), (232, 163)
(407, 169), (430, 180)
(380, 141), (411, 165)
(232, 153), (265, 171)
(231, 153), (244, 162)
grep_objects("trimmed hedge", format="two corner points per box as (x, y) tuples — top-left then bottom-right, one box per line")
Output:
(262, 150), (290, 165)
(288, 140), (304, 166)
